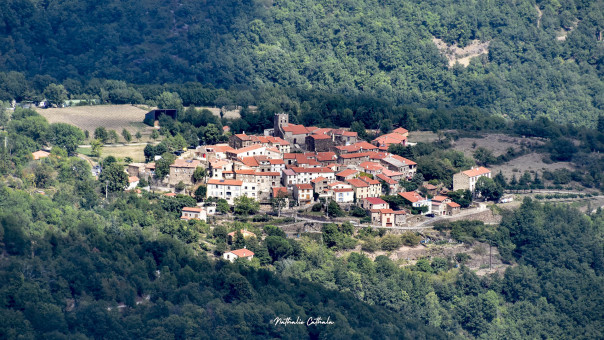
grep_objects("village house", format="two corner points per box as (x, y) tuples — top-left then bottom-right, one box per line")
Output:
(207, 179), (245, 204)
(228, 133), (259, 149)
(376, 173), (399, 194)
(370, 208), (407, 227)
(305, 134), (334, 152)
(168, 159), (201, 186)
(359, 176), (381, 197)
(379, 155), (417, 178)
(127, 163), (146, 177)
(329, 129), (358, 146)
(361, 197), (389, 211)
(254, 172), (281, 199)
(180, 207), (207, 222)
(269, 158), (285, 173)
(32, 150), (50, 160)
(127, 176), (139, 191)
(399, 191), (431, 215)
(431, 195), (452, 216)
(284, 167), (335, 187)
(372, 128), (408, 148)
(336, 168), (359, 181)
(339, 152), (371, 166)
(446, 201), (461, 215)
(335, 141), (378, 154)
(196, 144), (234, 163)
(333, 188), (354, 203)
(223, 248), (255, 262)
(316, 151), (338, 165)
(209, 159), (232, 179)
(311, 176), (329, 194)
(347, 178), (370, 201)
(227, 229), (257, 243)
(359, 161), (384, 176)
(453, 166), (492, 192)
(226, 144), (268, 160)
(423, 183), (438, 197)
(293, 183), (313, 204)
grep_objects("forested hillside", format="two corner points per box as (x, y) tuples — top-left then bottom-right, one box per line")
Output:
(1, 108), (603, 338)
(0, 0), (602, 125)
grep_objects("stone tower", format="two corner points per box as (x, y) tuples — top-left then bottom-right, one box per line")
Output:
(274, 113), (289, 137)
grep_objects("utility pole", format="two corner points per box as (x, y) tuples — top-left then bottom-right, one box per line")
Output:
(489, 240), (492, 270)
(105, 181), (108, 200)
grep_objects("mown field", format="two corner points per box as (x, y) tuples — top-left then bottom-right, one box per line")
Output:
(35, 105), (154, 140)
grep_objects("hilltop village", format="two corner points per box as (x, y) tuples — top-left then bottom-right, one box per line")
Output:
(113, 112), (494, 232)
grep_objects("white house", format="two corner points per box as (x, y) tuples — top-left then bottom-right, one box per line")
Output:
(180, 207), (207, 222)
(223, 248), (255, 262)
(207, 179), (244, 204)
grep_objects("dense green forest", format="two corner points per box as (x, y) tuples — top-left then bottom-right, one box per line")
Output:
(0, 0), (602, 125)
(1, 108), (603, 338)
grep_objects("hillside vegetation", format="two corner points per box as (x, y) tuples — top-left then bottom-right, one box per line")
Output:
(0, 108), (603, 339)
(0, 0), (602, 126)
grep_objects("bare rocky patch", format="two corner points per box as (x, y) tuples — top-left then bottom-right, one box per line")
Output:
(432, 38), (490, 68)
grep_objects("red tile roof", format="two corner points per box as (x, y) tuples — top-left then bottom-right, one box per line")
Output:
(206, 144), (235, 153)
(393, 127), (409, 134)
(316, 152), (337, 162)
(462, 167), (491, 177)
(309, 134), (331, 140)
(128, 176), (139, 183)
(365, 197), (387, 205)
(32, 150), (51, 160)
(182, 207), (203, 212)
(347, 178), (369, 188)
(447, 202), (461, 208)
(399, 191), (426, 203)
(336, 169), (358, 177)
(295, 183), (313, 190)
(207, 179), (243, 186)
(333, 188), (354, 192)
(240, 157), (259, 167)
(390, 155), (417, 166)
(379, 209), (394, 214)
(272, 187), (288, 197)
(231, 144), (265, 154)
(360, 161), (383, 171)
(235, 169), (255, 175)
(254, 171), (280, 176)
(291, 167), (333, 174)
(230, 248), (255, 258)
(311, 176), (327, 183)
(282, 124), (309, 135)
(340, 152), (370, 159)
(432, 195), (448, 202)
(377, 174), (397, 184)
(235, 133), (252, 141)
(360, 176), (380, 185)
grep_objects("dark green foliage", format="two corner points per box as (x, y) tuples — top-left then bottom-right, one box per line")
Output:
(49, 123), (84, 155)
(326, 201), (345, 218)
(194, 185), (206, 202)
(94, 127), (108, 144)
(447, 189), (473, 208)
(233, 196), (259, 216)
(475, 177), (504, 201)
(98, 163), (128, 193)
(0, 0), (601, 127)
